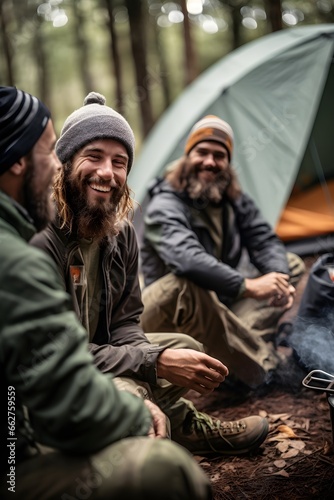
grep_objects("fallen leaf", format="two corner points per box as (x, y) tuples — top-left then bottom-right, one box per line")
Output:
(276, 441), (290, 453)
(274, 459), (286, 468)
(269, 413), (292, 422)
(268, 432), (296, 442)
(323, 441), (334, 455)
(210, 473), (221, 482)
(290, 440), (306, 450)
(272, 470), (290, 478)
(300, 418), (310, 431)
(277, 425), (298, 438)
(281, 448), (299, 459)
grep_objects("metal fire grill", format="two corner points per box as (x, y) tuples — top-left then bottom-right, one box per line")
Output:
(302, 370), (334, 443)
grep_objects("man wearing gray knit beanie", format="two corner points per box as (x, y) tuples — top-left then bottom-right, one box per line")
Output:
(56, 92), (135, 171)
(31, 93), (270, 458)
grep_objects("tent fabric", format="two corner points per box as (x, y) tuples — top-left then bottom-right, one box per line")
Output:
(130, 25), (334, 250)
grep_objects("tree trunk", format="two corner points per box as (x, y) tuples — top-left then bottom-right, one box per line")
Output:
(264, 0), (282, 32)
(72, 0), (95, 95)
(150, 14), (171, 111)
(104, 0), (125, 115)
(230, 3), (242, 50)
(125, 0), (154, 137)
(180, 0), (198, 85)
(0, 0), (15, 85)
(33, 18), (51, 108)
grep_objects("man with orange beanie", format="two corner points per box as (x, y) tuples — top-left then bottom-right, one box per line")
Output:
(140, 115), (304, 389)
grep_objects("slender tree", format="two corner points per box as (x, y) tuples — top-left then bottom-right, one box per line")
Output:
(180, 0), (198, 85)
(72, 0), (95, 94)
(124, 0), (154, 136)
(103, 0), (125, 115)
(264, 0), (283, 32)
(149, 12), (171, 111)
(33, 18), (51, 107)
(229, 2), (242, 49)
(0, 0), (15, 85)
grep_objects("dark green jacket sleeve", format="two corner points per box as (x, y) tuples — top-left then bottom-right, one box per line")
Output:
(0, 239), (151, 454)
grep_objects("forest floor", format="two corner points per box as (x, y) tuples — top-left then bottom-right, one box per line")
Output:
(187, 256), (334, 499)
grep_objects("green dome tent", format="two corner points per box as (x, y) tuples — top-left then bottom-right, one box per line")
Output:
(129, 24), (334, 255)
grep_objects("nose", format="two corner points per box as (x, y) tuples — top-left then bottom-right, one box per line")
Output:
(97, 159), (114, 180)
(202, 153), (216, 167)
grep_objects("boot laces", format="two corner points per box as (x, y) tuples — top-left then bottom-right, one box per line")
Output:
(190, 408), (246, 451)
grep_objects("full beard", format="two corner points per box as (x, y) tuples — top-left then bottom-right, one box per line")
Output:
(65, 173), (125, 240)
(186, 168), (232, 204)
(24, 158), (55, 232)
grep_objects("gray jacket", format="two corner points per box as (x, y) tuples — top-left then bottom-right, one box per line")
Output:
(141, 178), (290, 304)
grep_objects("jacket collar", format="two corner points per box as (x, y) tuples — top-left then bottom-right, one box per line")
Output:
(0, 189), (36, 241)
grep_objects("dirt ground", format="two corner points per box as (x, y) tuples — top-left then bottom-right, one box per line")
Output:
(187, 257), (334, 499)
(189, 385), (334, 499)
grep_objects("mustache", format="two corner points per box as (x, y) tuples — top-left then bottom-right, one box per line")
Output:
(197, 165), (222, 174)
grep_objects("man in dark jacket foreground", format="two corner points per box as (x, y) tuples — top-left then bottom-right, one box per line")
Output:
(31, 93), (269, 458)
(0, 86), (213, 500)
(140, 115), (305, 389)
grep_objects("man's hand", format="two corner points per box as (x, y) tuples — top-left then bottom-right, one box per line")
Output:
(244, 272), (295, 309)
(157, 349), (228, 395)
(143, 399), (168, 439)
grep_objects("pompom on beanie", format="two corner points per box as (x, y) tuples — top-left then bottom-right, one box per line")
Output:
(184, 115), (234, 161)
(0, 86), (50, 174)
(56, 92), (135, 171)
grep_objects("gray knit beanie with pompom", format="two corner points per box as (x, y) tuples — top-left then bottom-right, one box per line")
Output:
(56, 92), (135, 171)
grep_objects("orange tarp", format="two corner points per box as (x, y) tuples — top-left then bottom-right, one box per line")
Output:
(275, 180), (334, 241)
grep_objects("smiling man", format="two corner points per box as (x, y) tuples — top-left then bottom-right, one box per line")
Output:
(31, 94), (270, 458)
(140, 115), (305, 389)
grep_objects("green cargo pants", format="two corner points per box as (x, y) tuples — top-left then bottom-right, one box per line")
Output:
(140, 253), (304, 388)
(1, 438), (212, 500)
(114, 332), (207, 430)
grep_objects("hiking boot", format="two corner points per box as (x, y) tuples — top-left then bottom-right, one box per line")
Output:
(172, 405), (269, 456)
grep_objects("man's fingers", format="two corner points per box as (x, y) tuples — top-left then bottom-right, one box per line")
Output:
(205, 359), (229, 377)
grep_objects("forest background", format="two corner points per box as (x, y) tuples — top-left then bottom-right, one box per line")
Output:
(1, 0), (334, 153)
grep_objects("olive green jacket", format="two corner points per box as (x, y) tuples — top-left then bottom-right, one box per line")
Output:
(0, 190), (151, 474)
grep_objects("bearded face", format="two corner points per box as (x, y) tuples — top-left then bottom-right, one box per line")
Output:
(24, 155), (55, 231)
(185, 141), (232, 204)
(63, 165), (126, 240)
(186, 166), (232, 203)
(58, 139), (129, 240)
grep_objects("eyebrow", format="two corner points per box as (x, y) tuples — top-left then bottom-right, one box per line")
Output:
(196, 146), (226, 154)
(82, 146), (128, 159)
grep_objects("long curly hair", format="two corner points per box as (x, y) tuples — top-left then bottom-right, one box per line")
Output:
(52, 161), (135, 232)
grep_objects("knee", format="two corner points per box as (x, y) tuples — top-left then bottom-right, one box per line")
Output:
(96, 438), (211, 500)
(140, 439), (212, 500)
(287, 252), (305, 285)
(172, 332), (205, 352)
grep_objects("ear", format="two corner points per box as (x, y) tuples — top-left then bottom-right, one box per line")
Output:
(9, 157), (28, 176)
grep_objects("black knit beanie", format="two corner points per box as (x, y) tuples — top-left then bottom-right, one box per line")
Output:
(0, 86), (51, 174)
(56, 92), (135, 171)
